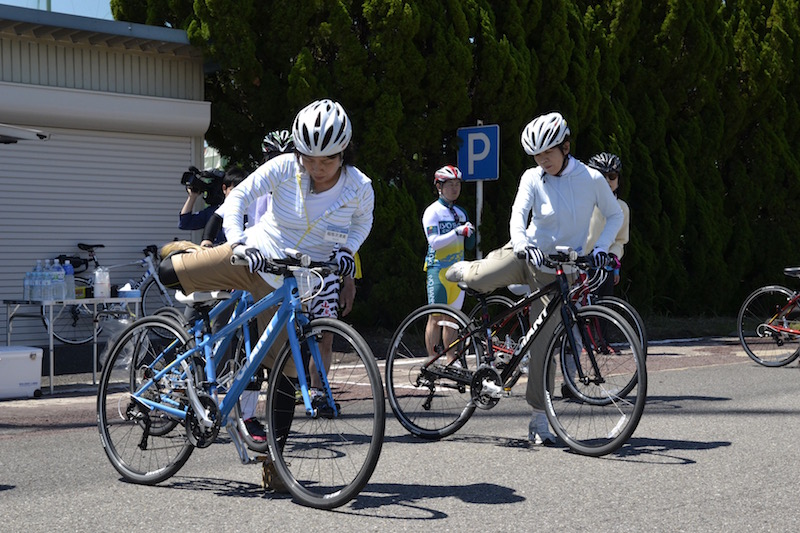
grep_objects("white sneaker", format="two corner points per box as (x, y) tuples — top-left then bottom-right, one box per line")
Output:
(445, 261), (469, 282)
(528, 411), (557, 446)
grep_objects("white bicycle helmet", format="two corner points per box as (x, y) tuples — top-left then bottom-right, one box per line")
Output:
(521, 112), (571, 156)
(433, 165), (463, 184)
(292, 99), (352, 157)
(262, 129), (294, 155)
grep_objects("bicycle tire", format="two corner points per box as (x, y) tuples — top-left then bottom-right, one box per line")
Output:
(593, 295), (648, 358)
(737, 285), (800, 367)
(385, 304), (481, 439)
(141, 277), (177, 317)
(97, 315), (195, 484)
(42, 278), (99, 344)
(266, 318), (385, 509)
(543, 305), (647, 456)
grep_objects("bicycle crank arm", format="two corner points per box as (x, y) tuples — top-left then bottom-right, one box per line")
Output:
(181, 360), (215, 429)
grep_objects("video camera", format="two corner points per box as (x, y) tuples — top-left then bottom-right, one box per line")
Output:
(181, 166), (226, 206)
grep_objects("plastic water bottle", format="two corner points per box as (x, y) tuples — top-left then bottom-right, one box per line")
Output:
(23, 271), (33, 300)
(31, 260), (43, 300)
(63, 260), (76, 300)
(52, 259), (66, 300)
(42, 259), (53, 300)
(45, 259), (58, 300)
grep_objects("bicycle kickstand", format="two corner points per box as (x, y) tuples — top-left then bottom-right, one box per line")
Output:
(226, 419), (269, 465)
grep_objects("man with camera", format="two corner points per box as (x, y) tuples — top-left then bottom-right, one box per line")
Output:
(179, 167), (245, 244)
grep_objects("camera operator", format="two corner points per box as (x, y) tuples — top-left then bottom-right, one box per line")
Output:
(178, 167), (245, 244)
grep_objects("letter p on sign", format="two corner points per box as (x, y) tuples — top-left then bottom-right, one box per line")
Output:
(457, 125), (499, 181)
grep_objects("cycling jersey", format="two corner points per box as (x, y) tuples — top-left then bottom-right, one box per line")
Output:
(422, 198), (475, 308)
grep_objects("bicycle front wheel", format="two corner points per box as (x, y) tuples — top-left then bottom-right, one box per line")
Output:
(544, 305), (647, 456)
(593, 295), (648, 358)
(97, 316), (195, 484)
(385, 304), (481, 439)
(737, 285), (800, 366)
(141, 278), (177, 317)
(266, 318), (385, 510)
(42, 278), (97, 344)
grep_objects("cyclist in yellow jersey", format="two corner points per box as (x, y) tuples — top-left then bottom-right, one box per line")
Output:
(422, 165), (475, 362)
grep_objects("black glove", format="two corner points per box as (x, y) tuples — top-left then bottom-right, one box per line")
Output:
(243, 247), (268, 273)
(330, 249), (356, 278)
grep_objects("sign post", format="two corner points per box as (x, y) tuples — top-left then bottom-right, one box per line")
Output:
(457, 123), (500, 259)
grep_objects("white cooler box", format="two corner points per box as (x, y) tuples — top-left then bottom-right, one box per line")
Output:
(0, 346), (43, 399)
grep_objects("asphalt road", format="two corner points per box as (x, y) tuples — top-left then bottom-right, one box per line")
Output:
(2, 337), (799, 532)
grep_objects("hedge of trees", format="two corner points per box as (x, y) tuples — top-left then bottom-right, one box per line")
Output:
(112, 0), (800, 328)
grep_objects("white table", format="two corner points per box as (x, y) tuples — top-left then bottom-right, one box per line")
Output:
(4, 297), (140, 393)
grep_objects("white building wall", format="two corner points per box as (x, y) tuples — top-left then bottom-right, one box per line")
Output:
(0, 8), (210, 347)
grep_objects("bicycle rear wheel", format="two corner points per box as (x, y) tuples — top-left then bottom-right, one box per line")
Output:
(385, 304), (481, 439)
(141, 277), (177, 317)
(97, 316), (195, 484)
(42, 278), (98, 344)
(544, 305), (647, 456)
(266, 318), (385, 510)
(737, 285), (800, 366)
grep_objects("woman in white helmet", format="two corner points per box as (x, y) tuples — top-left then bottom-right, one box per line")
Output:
(158, 99), (374, 457)
(446, 111), (623, 446)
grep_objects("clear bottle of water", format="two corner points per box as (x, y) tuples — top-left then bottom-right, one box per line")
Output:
(42, 259), (54, 300)
(63, 260), (76, 300)
(31, 259), (44, 301)
(52, 259), (66, 300)
(23, 271), (33, 300)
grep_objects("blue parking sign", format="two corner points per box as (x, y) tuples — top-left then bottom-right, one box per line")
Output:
(457, 124), (499, 181)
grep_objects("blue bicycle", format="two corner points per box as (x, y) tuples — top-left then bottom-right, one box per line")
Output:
(96, 251), (385, 509)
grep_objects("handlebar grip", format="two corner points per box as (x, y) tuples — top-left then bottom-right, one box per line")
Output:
(230, 254), (249, 267)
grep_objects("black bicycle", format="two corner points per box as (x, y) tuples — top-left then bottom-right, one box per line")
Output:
(385, 250), (647, 456)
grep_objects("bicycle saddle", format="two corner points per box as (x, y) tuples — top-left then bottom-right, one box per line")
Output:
(78, 243), (105, 251)
(783, 267), (800, 278)
(175, 290), (233, 304)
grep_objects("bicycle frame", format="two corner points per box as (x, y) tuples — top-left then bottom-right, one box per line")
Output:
(131, 275), (336, 435)
(429, 261), (603, 391)
(760, 293), (800, 336)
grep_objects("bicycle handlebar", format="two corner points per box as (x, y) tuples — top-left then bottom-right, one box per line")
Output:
(230, 248), (339, 276)
(515, 245), (594, 270)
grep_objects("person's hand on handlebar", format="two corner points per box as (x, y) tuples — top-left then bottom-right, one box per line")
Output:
(514, 241), (545, 268)
(233, 246), (268, 273)
(591, 247), (610, 268)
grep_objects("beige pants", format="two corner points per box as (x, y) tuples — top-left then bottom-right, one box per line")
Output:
(460, 242), (562, 411)
(171, 243), (289, 371)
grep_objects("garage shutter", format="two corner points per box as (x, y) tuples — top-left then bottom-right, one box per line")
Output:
(0, 126), (198, 345)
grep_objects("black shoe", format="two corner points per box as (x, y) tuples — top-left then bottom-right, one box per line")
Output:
(561, 382), (575, 399)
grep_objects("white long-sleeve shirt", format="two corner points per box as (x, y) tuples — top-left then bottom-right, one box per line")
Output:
(509, 156), (623, 255)
(222, 153), (374, 265)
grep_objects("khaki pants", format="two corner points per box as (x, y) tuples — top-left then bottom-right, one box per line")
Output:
(171, 243), (289, 371)
(459, 242), (561, 411)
